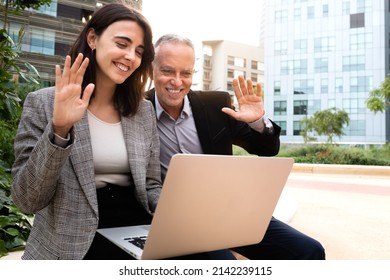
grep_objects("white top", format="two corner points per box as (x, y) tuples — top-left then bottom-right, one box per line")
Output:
(87, 110), (131, 188)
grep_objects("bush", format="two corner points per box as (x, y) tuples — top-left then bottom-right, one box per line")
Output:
(234, 144), (390, 166)
(278, 144), (390, 166)
(0, 29), (40, 257)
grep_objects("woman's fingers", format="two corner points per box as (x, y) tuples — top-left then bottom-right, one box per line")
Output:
(69, 53), (85, 84)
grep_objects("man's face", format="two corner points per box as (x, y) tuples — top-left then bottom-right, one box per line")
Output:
(152, 43), (195, 119)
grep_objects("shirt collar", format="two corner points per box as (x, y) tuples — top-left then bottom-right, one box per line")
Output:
(155, 92), (191, 120)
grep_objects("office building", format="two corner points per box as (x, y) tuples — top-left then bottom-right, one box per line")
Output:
(3, 0), (142, 86)
(201, 40), (264, 106)
(264, 0), (389, 144)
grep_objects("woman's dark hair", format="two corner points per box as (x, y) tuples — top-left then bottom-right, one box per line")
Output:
(68, 3), (154, 116)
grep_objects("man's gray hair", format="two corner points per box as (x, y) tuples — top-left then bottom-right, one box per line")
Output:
(154, 34), (194, 50)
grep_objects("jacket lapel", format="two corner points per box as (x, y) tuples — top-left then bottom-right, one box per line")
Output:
(69, 113), (98, 216)
(188, 91), (213, 153)
(121, 115), (149, 211)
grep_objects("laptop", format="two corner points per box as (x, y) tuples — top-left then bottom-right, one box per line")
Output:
(97, 154), (294, 260)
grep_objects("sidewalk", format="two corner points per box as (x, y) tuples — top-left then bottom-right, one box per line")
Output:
(285, 164), (390, 260)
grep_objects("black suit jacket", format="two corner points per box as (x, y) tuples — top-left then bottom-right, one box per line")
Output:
(146, 89), (281, 156)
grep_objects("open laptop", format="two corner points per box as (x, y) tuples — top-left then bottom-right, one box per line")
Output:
(97, 154), (294, 260)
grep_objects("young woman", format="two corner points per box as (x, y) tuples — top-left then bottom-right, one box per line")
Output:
(11, 3), (161, 260)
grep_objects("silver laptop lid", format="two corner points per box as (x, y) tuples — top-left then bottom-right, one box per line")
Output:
(142, 154), (294, 259)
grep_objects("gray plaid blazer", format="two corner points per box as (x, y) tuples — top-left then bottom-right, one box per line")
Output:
(11, 87), (161, 259)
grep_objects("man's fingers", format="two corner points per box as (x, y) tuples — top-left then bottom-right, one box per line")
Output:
(246, 79), (254, 95)
(238, 76), (248, 95)
(232, 78), (242, 100)
(256, 83), (263, 99)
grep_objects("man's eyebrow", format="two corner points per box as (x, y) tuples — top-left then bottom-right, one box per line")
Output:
(115, 36), (144, 49)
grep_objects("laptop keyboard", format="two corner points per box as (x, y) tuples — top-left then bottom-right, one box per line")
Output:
(124, 236), (147, 249)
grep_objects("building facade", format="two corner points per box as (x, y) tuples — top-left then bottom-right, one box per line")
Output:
(264, 0), (389, 144)
(3, 0), (142, 86)
(201, 40), (264, 106)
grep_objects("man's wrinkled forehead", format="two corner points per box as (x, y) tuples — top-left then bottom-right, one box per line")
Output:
(154, 43), (195, 68)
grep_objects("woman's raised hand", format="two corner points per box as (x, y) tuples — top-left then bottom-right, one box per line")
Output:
(52, 54), (95, 137)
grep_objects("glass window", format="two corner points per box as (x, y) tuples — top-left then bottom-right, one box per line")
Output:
(314, 58), (328, 73)
(293, 59), (307, 74)
(307, 99), (321, 115)
(350, 76), (372, 93)
(323, 4), (329, 17)
(343, 98), (366, 114)
(251, 73), (258, 83)
(30, 27), (55, 55)
(321, 78), (328, 94)
(345, 120), (366, 136)
(335, 77), (343, 93)
(36, 0), (57, 17)
(281, 60), (293, 75)
(294, 100), (308, 115)
(251, 60), (258, 70)
(274, 81), (281, 95)
(307, 6), (314, 19)
(204, 70), (210, 80)
(342, 55), (365, 71)
(350, 32), (372, 49)
(234, 57), (246, 68)
(275, 9), (288, 23)
(342, 1), (350, 15)
(294, 79), (314, 95)
(227, 81), (233, 91)
(203, 56), (211, 68)
(357, 0), (365, 13)
(275, 40), (288, 55)
(365, 0), (372, 12)
(227, 56), (246, 68)
(274, 101), (287, 115)
(294, 39), (307, 53)
(228, 56), (234, 66)
(314, 37), (336, 52)
(293, 121), (303, 136)
(350, 13), (365, 28)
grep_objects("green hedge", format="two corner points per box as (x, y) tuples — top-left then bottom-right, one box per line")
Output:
(234, 144), (390, 166)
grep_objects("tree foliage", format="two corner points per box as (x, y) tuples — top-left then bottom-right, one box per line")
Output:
(301, 107), (350, 144)
(366, 75), (390, 113)
(0, 0), (49, 257)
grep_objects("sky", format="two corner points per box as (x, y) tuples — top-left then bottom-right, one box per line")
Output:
(142, 0), (263, 47)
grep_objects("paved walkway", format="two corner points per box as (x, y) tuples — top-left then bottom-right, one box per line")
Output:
(285, 167), (390, 260)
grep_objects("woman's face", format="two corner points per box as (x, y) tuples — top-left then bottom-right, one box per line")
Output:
(88, 20), (145, 87)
